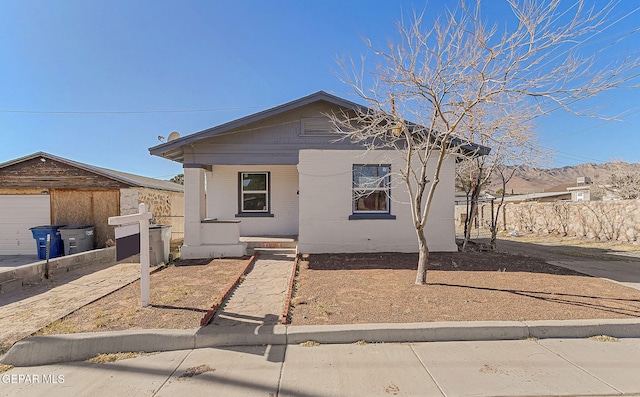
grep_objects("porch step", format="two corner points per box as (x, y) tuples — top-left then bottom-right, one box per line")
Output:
(250, 247), (298, 256)
(240, 236), (298, 250)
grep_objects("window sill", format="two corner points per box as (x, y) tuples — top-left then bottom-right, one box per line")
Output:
(348, 213), (396, 220)
(235, 213), (275, 218)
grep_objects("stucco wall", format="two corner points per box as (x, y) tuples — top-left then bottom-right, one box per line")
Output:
(207, 165), (299, 236)
(297, 149), (458, 253)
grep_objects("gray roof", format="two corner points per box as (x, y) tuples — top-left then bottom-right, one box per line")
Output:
(149, 90), (491, 163)
(501, 191), (570, 202)
(0, 152), (184, 192)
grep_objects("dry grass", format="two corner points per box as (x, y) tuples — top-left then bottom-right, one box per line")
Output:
(590, 335), (620, 342)
(179, 364), (216, 378)
(35, 258), (251, 336)
(37, 319), (81, 336)
(0, 364), (12, 373)
(299, 341), (321, 347)
(87, 352), (145, 363)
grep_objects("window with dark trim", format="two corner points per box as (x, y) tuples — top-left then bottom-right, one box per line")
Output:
(349, 165), (396, 220)
(236, 172), (274, 217)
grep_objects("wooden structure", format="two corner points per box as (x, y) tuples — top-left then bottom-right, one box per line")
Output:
(0, 152), (183, 255)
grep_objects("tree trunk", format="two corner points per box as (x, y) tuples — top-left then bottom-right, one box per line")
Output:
(415, 227), (429, 285)
(462, 181), (482, 251)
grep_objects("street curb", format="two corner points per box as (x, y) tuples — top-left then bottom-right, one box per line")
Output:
(3, 318), (640, 367)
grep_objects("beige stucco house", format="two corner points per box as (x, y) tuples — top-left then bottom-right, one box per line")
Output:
(149, 91), (488, 259)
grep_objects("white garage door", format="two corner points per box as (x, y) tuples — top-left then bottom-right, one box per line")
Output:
(0, 195), (51, 255)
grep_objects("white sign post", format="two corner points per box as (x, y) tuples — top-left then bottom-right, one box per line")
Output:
(109, 203), (152, 307)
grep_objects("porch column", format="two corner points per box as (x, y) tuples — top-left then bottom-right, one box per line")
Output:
(183, 165), (206, 247)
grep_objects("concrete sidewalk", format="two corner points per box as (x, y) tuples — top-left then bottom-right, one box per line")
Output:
(2, 338), (640, 396)
(496, 237), (640, 291)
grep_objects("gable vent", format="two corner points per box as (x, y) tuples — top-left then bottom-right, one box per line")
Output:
(300, 116), (335, 136)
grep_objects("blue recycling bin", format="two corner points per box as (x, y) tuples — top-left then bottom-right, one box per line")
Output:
(30, 225), (66, 260)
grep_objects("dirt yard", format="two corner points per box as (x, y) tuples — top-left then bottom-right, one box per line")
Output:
(33, 237), (640, 335)
(36, 257), (251, 336)
(288, 251), (640, 325)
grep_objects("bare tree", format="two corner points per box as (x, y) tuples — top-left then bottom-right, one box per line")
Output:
(455, 103), (547, 250)
(592, 172), (640, 200)
(333, 0), (639, 284)
(608, 173), (640, 199)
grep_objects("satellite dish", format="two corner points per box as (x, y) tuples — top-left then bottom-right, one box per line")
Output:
(167, 131), (181, 142)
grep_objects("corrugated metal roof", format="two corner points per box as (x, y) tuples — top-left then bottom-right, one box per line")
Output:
(0, 152), (183, 192)
(501, 191), (570, 202)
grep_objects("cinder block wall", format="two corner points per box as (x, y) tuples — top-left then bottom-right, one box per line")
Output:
(0, 247), (116, 294)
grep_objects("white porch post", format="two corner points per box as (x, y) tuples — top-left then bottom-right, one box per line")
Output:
(183, 166), (206, 247)
(181, 164), (246, 259)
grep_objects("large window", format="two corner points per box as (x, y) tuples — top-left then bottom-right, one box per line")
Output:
(239, 172), (270, 214)
(352, 165), (391, 215)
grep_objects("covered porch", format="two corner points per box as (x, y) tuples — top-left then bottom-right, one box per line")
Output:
(181, 165), (299, 259)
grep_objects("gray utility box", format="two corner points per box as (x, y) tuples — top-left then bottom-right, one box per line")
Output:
(60, 225), (95, 256)
(149, 225), (172, 265)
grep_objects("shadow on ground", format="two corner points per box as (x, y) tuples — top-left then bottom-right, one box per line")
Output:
(493, 238), (638, 262)
(306, 251), (585, 275)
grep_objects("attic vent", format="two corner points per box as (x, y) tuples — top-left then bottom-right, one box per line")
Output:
(300, 116), (335, 136)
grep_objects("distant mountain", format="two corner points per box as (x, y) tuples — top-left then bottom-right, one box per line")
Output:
(486, 162), (640, 194)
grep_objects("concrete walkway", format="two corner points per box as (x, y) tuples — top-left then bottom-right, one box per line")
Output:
(2, 337), (640, 396)
(209, 252), (295, 327)
(497, 238), (640, 291)
(0, 262), (141, 349)
(549, 259), (640, 291)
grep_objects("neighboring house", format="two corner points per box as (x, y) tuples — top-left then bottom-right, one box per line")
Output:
(454, 192), (496, 230)
(149, 91), (489, 259)
(499, 177), (592, 203)
(566, 177), (592, 202)
(0, 152), (184, 255)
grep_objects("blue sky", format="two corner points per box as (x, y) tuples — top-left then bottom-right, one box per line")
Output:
(1, 0), (639, 180)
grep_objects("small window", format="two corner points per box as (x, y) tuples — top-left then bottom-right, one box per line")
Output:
(352, 165), (391, 214)
(576, 192), (584, 201)
(240, 172), (269, 213)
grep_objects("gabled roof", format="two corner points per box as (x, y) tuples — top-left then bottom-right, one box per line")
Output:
(0, 152), (183, 192)
(149, 90), (491, 163)
(149, 91), (365, 162)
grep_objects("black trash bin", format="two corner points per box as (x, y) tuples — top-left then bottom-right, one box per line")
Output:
(60, 225), (96, 255)
(30, 225), (66, 260)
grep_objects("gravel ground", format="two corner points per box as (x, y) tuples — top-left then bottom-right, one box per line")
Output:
(289, 251), (640, 325)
